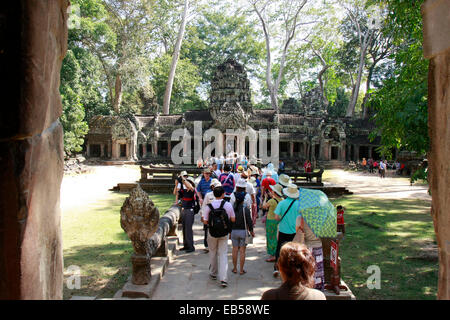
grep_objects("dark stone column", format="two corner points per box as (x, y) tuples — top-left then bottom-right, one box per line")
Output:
(0, 0), (69, 299)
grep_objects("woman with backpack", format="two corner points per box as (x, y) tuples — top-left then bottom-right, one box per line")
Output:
(230, 180), (255, 275)
(262, 184), (284, 262)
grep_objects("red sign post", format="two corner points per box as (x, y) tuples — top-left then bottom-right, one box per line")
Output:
(330, 240), (338, 270)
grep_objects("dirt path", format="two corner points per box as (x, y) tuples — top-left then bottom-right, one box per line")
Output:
(60, 165), (140, 212)
(324, 169), (431, 200)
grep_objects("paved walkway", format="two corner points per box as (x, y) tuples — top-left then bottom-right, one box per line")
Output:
(152, 214), (281, 300)
(324, 169), (431, 200)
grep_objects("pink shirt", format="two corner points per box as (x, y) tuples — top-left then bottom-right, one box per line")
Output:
(202, 199), (235, 222)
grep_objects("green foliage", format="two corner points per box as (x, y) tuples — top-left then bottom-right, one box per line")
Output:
(328, 88), (349, 117)
(182, 9), (265, 88)
(60, 50), (89, 155)
(410, 167), (428, 185)
(150, 55), (203, 114)
(369, 0), (428, 155)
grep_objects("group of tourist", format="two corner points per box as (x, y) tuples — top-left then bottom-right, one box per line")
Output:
(197, 154), (250, 173)
(358, 158), (406, 177)
(173, 160), (327, 299)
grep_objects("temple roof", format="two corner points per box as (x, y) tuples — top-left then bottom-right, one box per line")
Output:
(184, 110), (213, 122)
(135, 116), (156, 129)
(250, 109), (276, 122)
(157, 115), (183, 126)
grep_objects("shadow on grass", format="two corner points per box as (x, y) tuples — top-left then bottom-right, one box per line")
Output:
(329, 197), (437, 300)
(63, 242), (133, 299)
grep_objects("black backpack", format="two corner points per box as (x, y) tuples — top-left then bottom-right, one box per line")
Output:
(207, 200), (231, 238)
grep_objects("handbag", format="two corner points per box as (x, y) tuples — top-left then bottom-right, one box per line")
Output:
(292, 216), (305, 244)
(243, 207), (253, 245)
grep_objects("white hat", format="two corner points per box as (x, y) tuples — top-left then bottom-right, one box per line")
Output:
(211, 179), (221, 187)
(236, 179), (247, 188)
(278, 174), (292, 187)
(186, 176), (196, 184)
(180, 170), (188, 177)
(283, 183), (299, 199)
(249, 176), (257, 187)
(269, 184), (283, 197)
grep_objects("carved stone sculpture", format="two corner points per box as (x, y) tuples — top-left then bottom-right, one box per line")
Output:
(120, 185), (160, 284)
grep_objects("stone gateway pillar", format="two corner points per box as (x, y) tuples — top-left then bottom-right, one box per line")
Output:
(0, 0), (69, 299)
(422, 0), (450, 300)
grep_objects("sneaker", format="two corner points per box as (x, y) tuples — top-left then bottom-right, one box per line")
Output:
(179, 247), (188, 251)
(209, 274), (217, 280)
(203, 248), (209, 253)
(185, 248), (195, 253)
(220, 281), (228, 288)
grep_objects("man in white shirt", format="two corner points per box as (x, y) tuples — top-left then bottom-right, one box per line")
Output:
(202, 186), (236, 287)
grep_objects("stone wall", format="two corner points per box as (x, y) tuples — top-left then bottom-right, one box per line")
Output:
(422, 0), (450, 300)
(0, 0), (69, 299)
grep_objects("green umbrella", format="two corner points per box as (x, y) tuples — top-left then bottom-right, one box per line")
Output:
(298, 188), (337, 238)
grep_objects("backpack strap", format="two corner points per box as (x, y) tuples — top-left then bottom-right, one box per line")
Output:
(219, 199), (226, 209)
(207, 203), (214, 212)
(279, 199), (296, 224)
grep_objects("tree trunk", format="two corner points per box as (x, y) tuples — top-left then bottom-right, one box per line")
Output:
(318, 65), (330, 107)
(113, 73), (122, 114)
(346, 46), (366, 117)
(162, 0), (189, 115)
(361, 64), (375, 119)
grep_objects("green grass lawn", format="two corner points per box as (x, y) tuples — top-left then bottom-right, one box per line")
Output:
(62, 192), (175, 299)
(330, 196), (437, 299)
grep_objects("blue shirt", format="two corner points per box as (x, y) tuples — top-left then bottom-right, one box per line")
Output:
(274, 198), (300, 234)
(196, 177), (211, 197)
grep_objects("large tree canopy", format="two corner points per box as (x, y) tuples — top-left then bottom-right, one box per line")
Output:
(369, 0), (428, 156)
(60, 0), (429, 157)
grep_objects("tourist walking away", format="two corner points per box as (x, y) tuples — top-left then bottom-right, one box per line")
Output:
(273, 184), (300, 277)
(379, 160), (386, 178)
(262, 184), (283, 262)
(261, 242), (326, 300)
(295, 215), (325, 291)
(368, 158), (374, 173)
(230, 179), (253, 209)
(261, 170), (276, 199)
(230, 187), (254, 275)
(234, 165), (244, 183)
(239, 173), (257, 224)
(212, 162), (221, 179)
(278, 159), (285, 175)
(362, 158), (367, 171)
(200, 179), (222, 254)
(202, 186), (236, 287)
(179, 176), (197, 253)
(219, 165), (236, 201)
(197, 168), (212, 252)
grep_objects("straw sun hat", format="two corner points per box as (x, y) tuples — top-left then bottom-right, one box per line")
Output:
(283, 183), (299, 198)
(269, 184), (283, 197)
(278, 174), (292, 187)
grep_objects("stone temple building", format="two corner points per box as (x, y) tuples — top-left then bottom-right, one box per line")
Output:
(85, 58), (382, 166)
